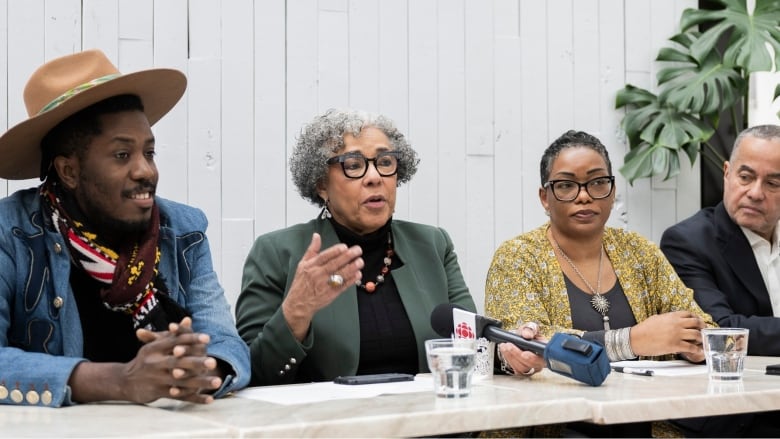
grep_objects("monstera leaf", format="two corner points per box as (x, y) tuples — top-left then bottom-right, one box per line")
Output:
(616, 0), (780, 186)
(656, 32), (746, 115)
(616, 85), (714, 183)
(680, 0), (780, 73)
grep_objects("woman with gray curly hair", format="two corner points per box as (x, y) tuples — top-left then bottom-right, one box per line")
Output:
(236, 109), (476, 386)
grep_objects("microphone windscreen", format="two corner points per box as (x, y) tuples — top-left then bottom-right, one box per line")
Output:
(430, 303), (467, 337)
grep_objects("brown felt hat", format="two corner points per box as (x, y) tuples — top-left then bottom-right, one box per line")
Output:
(0, 49), (186, 180)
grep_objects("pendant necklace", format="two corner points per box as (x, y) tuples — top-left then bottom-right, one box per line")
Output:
(357, 231), (394, 293)
(552, 236), (611, 330)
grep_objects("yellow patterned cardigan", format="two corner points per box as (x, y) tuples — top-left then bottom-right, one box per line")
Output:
(485, 224), (716, 357)
(481, 224), (716, 438)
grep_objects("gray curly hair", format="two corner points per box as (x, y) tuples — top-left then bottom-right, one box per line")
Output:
(290, 108), (420, 206)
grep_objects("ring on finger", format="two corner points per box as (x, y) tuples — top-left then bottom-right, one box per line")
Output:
(522, 367), (536, 376)
(327, 274), (345, 287)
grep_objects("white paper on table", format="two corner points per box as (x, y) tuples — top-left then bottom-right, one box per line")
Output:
(234, 376), (434, 405)
(611, 360), (707, 376)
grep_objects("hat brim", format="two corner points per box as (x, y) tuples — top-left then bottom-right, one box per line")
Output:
(0, 68), (186, 180)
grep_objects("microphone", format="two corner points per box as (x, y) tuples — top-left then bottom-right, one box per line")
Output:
(430, 304), (611, 386)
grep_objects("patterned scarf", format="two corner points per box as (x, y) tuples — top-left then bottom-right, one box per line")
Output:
(40, 179), (177, 330)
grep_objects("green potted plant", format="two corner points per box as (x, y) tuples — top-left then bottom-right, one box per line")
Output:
(616, 0), (780, 204)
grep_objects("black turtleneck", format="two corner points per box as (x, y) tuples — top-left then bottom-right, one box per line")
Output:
(329, 218), (419, 375)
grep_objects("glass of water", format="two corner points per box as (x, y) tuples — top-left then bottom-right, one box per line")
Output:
(701, 328), (749, 381)
(424, 338), (477, 398)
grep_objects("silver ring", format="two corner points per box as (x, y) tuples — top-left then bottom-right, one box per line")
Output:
(524, 322), (539, 333)
(327, 274), (344, 288)
(522, 367), (536, 376)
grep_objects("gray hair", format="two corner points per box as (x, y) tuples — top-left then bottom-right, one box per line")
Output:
(290, 108), (419, 206)
(731, 124), (780, 160)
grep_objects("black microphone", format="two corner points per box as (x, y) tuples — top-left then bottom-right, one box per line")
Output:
(430, 304), (546, 355)
(430, 303), (611, 386)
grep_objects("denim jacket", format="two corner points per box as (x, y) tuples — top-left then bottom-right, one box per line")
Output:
(0, 188), (250, 406)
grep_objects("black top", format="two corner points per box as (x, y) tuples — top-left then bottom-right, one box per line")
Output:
(564, 275), (637, 345)
(329, 218), (418, 375)
(70, 265), (141, 362)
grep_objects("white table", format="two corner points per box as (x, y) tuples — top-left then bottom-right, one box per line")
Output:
(4, 356), (780, 437)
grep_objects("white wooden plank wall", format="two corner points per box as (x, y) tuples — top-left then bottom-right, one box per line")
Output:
(0, 0), (699, 314)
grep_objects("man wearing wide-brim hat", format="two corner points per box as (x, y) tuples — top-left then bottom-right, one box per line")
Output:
(0, 49), (249, 407)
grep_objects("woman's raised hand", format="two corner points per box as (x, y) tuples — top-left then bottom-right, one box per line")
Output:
(282, 233), (364, 341)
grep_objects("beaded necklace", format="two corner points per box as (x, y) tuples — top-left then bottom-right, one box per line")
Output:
(552, 236), (611, 330)
(357, 231), (394, 293)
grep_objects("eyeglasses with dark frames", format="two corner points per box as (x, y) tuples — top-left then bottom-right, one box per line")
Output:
(326, 151), (400, 179)
(544, 176), (615, 201)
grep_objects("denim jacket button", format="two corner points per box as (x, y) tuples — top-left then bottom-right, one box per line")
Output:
(0, 385), (7, 399)
(25, 390), (40, 405)
(41, 390), (53, 405)
(53, 243), (62, 253)
(10, 389), (23, 404)
(53, 297), (64, 309)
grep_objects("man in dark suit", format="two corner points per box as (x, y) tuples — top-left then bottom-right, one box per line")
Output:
(661, 124), (780, 437)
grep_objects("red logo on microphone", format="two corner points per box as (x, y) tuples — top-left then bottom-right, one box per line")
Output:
(455, 322), (475, 339)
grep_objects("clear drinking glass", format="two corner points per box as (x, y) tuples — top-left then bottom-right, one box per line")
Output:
(424, 338), (477, 398)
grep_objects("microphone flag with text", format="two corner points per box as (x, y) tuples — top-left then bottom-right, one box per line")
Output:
(430, 303), (610, 386)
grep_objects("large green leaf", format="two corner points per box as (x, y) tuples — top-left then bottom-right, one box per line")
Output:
(656, 32), (746, 115)
(616, 85), (715, 183)
(680, 0), (780, 73)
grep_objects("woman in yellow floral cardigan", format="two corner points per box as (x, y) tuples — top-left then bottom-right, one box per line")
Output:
(483, 130), (715, 436)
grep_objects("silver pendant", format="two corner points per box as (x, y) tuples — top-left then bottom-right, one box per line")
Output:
(590, 294), (610, 315)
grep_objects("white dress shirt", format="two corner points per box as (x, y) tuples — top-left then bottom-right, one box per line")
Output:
(741, 223), (780, 316)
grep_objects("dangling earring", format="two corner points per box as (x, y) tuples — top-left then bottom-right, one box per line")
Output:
(544, 210), (550, 216)
(320, 200), (332, 220)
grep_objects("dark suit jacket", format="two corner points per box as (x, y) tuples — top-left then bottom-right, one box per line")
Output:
(661, 202), (780, 355)
(235, 217), (476, 386)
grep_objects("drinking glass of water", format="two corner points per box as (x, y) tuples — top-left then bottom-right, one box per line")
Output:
(701, 328), (749, 381)
(425, 338), (477, 398)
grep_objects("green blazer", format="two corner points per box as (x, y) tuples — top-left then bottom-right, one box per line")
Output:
(236, 218), (476, 386)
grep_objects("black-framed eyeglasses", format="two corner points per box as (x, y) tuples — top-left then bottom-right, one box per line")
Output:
(326, 151), (400, 179)
(544, 176), (615, 201)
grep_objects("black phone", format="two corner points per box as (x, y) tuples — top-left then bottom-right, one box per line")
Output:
(334, 373), (414, 385)
(766, 364), (780, 375)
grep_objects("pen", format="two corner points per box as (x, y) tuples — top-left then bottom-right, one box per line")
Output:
(612, 366), (654, 376)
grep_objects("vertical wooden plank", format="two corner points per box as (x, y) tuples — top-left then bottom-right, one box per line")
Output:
(83, 0), (119, 56)
(220, 0), (255, 298)
(572, 0), (600, 133)
(318, 9), (349, 112)
(152, 0), (189, 204)
(0, 0), (9, 196)
(221, 0), (254, 219)
(378, 0), (410, 220)
(466, 156), (495, 313)
(188, 0), (223, 278)
(286, 1), (320, 225)
(519, 0), (548, 231)
(6, 0), (45, 194)
(493, 0), (523, 247)
(407, 0), (438, 226)
(464, 0), (494, 156)
(546, 0), (574, 137)
(437, 0), (467, 257)
(43, 0), (81, 57)
(597, 0), (629, 230)
(348, 0), (379, 112)
(117, 0), (153, 71)
(254, 0), (287, 235)
(671, 0), (701, 231)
